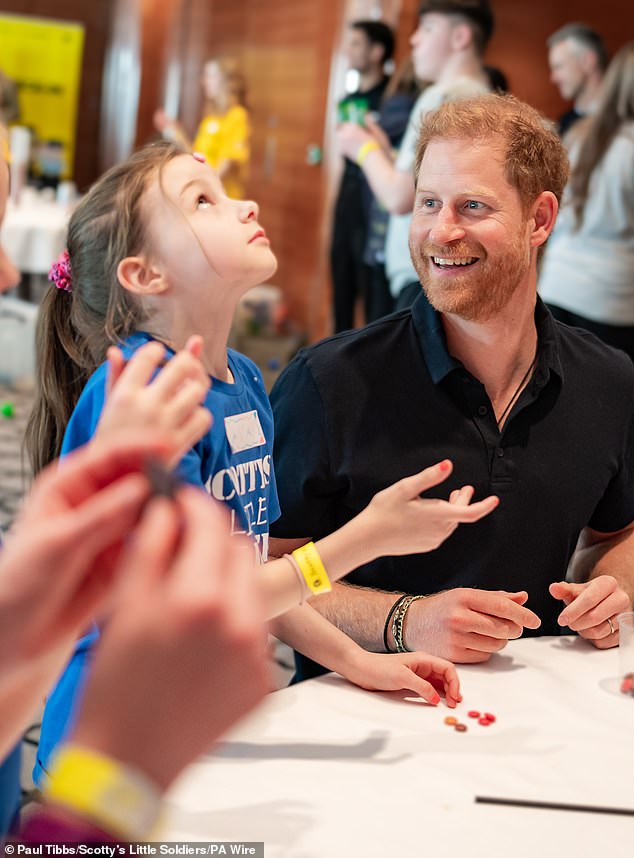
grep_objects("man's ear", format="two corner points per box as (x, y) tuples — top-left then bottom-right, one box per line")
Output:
(529, 191), (559, 250)
(117, 256), (168, 296)
(369, 43), (386, 67)
(450, 21), (472, 52)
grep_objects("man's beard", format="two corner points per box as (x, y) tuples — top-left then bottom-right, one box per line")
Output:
(410, 233), (531, 323)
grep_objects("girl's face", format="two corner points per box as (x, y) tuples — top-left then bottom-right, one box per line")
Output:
(202, 62), (224, 101)
(144, 154), (277, 298)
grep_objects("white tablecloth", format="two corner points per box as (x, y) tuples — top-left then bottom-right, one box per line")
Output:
(0, 195), (69, 274)
(163, 636), (633, 857)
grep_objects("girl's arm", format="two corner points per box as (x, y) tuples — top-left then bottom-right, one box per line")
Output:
(261, 459), (498, 620)
(153, 109), (193, 149)
(269, 601), (461, 707)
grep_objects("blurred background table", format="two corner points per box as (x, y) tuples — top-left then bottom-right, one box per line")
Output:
(0, 190), (70, 301)
(164, 636), (633, 858)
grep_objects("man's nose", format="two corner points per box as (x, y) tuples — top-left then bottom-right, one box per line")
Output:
(428, 210), (466, 245)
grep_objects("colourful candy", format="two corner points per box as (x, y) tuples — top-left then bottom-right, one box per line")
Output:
(454, 723), (468, 732)
(444, 716), (458, 726)
(467, 710), (480, 718)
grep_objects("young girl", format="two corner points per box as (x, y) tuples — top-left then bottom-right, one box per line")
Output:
(26, 140), (498, 784)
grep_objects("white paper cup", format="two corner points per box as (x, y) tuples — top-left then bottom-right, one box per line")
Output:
(617, 611), (634, 695)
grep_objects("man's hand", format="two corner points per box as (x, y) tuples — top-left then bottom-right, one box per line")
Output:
(402, 588), (542, 663)
(550, 576), (631, 648)
(336, 121), (376, 162)
(362, 114), (393, 158)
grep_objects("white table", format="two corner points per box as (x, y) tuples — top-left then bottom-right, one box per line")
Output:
(0, 194), (69, 275)
(163, 637), (633, 858)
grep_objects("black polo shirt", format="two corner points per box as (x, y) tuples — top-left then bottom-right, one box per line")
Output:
(270, 295), (634, 671)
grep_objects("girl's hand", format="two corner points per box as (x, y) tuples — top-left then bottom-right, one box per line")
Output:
(343, 649), (461, 708)
(97, 336), (212, 468)
(153, 109), (172, 133)
(0, 433), (166, 758)
(72, 487), (270, 790)
(361, 460), (499, 558)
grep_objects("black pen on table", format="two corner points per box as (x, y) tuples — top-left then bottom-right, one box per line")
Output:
(475, 795), (634, 817)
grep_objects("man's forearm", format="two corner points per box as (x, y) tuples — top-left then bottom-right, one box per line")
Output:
(304, 581), (403, 652)
(362, 148), (415, 215)
(569, 528), (634, 607)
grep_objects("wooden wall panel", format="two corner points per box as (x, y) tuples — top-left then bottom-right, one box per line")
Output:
(134, 0), (180, 149)
(0, 0), (110, 191)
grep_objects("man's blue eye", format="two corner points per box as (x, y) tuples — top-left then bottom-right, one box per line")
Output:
(466, 200), (483, 209)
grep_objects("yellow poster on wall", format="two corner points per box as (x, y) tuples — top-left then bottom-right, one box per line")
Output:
(0, 14), (84, 180)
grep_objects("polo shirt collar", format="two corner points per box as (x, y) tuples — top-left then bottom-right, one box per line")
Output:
(411, 293), (461, 384)
(411, 292), (565, 386)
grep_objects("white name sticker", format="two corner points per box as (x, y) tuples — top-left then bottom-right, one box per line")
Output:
(224, 410), (266, 454)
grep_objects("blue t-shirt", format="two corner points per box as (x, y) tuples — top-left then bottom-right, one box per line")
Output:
(34, 333), (280, 784)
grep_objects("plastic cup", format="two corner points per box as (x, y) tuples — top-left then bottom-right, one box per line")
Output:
(617, 611), (634, 696)
(56, 180), (77, 206)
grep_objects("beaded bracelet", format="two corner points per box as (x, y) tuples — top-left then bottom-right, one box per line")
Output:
(383, 595), (409, 653)
(44, 743), (162, 840)
(392, 594), (426, 653)
(292, 542), (332, 596)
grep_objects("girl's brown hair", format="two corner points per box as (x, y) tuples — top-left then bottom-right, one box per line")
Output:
(25, 140), (183, 475)
(568, 41), (634, 227)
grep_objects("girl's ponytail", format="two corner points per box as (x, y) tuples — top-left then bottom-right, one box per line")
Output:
(24, 285), (93, 474)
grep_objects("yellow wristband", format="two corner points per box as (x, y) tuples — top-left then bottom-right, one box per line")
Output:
(44, 743), (161, 840)
(356, 140), (380, 167)
(292, 542), (332, 595)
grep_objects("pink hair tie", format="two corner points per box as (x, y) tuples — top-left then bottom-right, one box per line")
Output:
(192, 151), (206, 163)
(49, 249), (72, 293)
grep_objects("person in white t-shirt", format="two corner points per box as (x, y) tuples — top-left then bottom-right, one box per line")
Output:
(539, 42), (634, 362)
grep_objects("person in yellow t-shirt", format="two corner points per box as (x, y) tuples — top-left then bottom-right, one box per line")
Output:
(154, 58), (250, 199)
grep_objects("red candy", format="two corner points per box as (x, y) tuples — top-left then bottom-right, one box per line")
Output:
(478, 717), (492, 726)
(484, 713), (496, 723)
(468, 710), (480, 718)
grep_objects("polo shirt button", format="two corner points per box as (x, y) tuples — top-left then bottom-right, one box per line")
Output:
(478, 405), (487, 416)
(497, 448), (504, 458)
